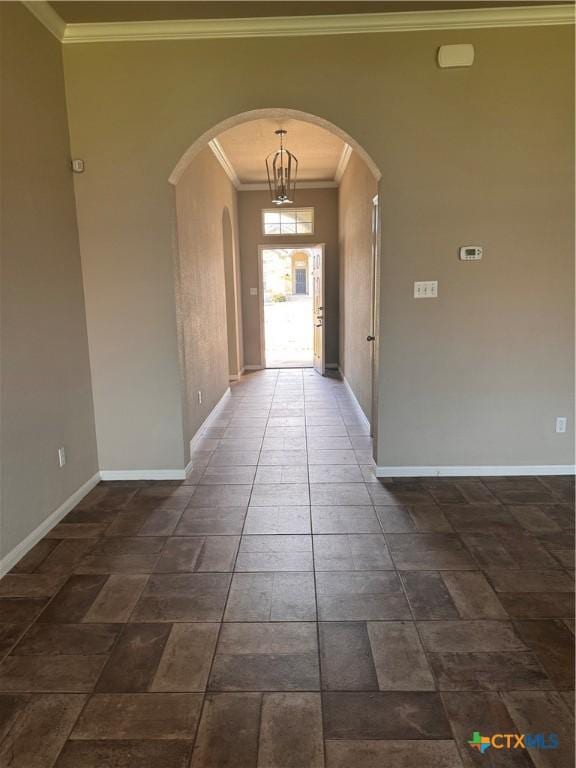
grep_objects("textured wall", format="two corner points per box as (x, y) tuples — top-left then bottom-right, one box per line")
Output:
(1, 5), (98, 558)
(174, 147), (241, 452)
(339, 153), (378, 421)
(62, 25), (574, 470)
(238, 188), (339, 368)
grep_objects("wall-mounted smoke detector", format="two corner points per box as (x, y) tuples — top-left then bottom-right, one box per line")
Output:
(437, 44), (475, 69)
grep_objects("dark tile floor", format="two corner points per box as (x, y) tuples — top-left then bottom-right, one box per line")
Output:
(0, 367), (574, 767)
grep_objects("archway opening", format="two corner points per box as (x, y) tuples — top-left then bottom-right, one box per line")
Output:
(170, 108), (382, 460)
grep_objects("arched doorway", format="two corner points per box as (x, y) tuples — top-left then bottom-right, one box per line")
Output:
(169, 108), (381, 186)
(170, 108), (382, 459)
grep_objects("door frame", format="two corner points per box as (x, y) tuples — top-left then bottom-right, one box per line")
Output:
(370, 194), (381, 440)
(312, 246), (326, 376)
(257, 243), (324, 370)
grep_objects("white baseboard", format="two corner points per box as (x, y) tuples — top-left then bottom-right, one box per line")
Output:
(229, 367), (246, 381)
(375, 464), (576, 478)
(99, 469), (187, 480)
(243, 364), (263, 371)
(0, 471), (101, 577)
(338, 367), (371, 431)
(189, 387), (231, 457)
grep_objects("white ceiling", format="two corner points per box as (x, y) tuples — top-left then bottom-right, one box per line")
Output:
(216, 119), (347, 184)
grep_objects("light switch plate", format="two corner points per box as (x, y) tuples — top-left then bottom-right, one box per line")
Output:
(250, 287), (258, 296)
(414, 281), (438, 298)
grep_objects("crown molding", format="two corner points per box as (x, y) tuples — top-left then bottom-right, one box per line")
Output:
(238, 181), (339, 191)
(209, 137), (341, 191)
(334, 144), (353, 184)
(23, 3), (574, 45)
(208, 139), (241, 189)
(21, 1), (66, 40)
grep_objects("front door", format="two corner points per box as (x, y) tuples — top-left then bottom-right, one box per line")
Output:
(312, 246), (325, 375)
(295, 267), (307, 295)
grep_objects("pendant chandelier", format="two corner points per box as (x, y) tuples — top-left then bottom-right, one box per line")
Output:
(265, 129), (298, 206)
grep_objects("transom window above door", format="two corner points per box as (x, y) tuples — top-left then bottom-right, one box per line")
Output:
(262, 207), (314, 235)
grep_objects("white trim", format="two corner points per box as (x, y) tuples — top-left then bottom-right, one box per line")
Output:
(169, 109), (381, 186)
(0, 471), (100, 577)
(60, 6), (575, 44)
(189, 387), (232, 456)
(99, 469), (187, 480)
(21, 1), (67, 41)
(338, 367), (371, 431)
(257, 245), (267, 369)
(375, 465), (576, 478)
(238, 181), (338, 191)
(259, 243), (324, 370)
(229, 367), (246, 381)
(334, 144), (353, 184)
(208, 139), (240, 189)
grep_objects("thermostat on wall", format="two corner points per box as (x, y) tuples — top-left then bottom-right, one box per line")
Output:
(459, 246), (482, 261)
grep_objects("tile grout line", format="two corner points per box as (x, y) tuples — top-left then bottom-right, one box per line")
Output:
(304, 370), (328, 768)
(253, 368), (279, 768)
(194, 368), (279, 766)
(0, 373), (573, 766)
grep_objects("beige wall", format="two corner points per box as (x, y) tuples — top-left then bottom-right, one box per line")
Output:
(0, 4), (98, 559)
(339, 153), (378, 420)
(62, 25), (574, 470)
(238, 189), (339, 367)
(174, 146), (241, 451)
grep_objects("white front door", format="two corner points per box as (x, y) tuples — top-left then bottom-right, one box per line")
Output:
(312, 246), (325, 375)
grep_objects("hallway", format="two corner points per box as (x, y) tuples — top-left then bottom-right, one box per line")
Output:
(0, 368), (573, 767)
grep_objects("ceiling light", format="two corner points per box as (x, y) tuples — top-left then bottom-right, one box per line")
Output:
(265, 129), (298, 206)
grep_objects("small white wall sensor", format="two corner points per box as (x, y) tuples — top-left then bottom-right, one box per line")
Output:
(71, 159), (85, 173)
(459, 246), (483, 261)
(556, 417), (567, 433)
(438, 44), (475, 69)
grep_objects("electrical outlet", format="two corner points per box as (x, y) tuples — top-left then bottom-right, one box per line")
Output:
(198, 391), (202, 405)
(414, 281), (438, 298)
(58, 447), (66, 467)
(556, 417), (567, 433)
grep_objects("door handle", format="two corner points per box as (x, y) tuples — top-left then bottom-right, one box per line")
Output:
(366, 335), (375, 342)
